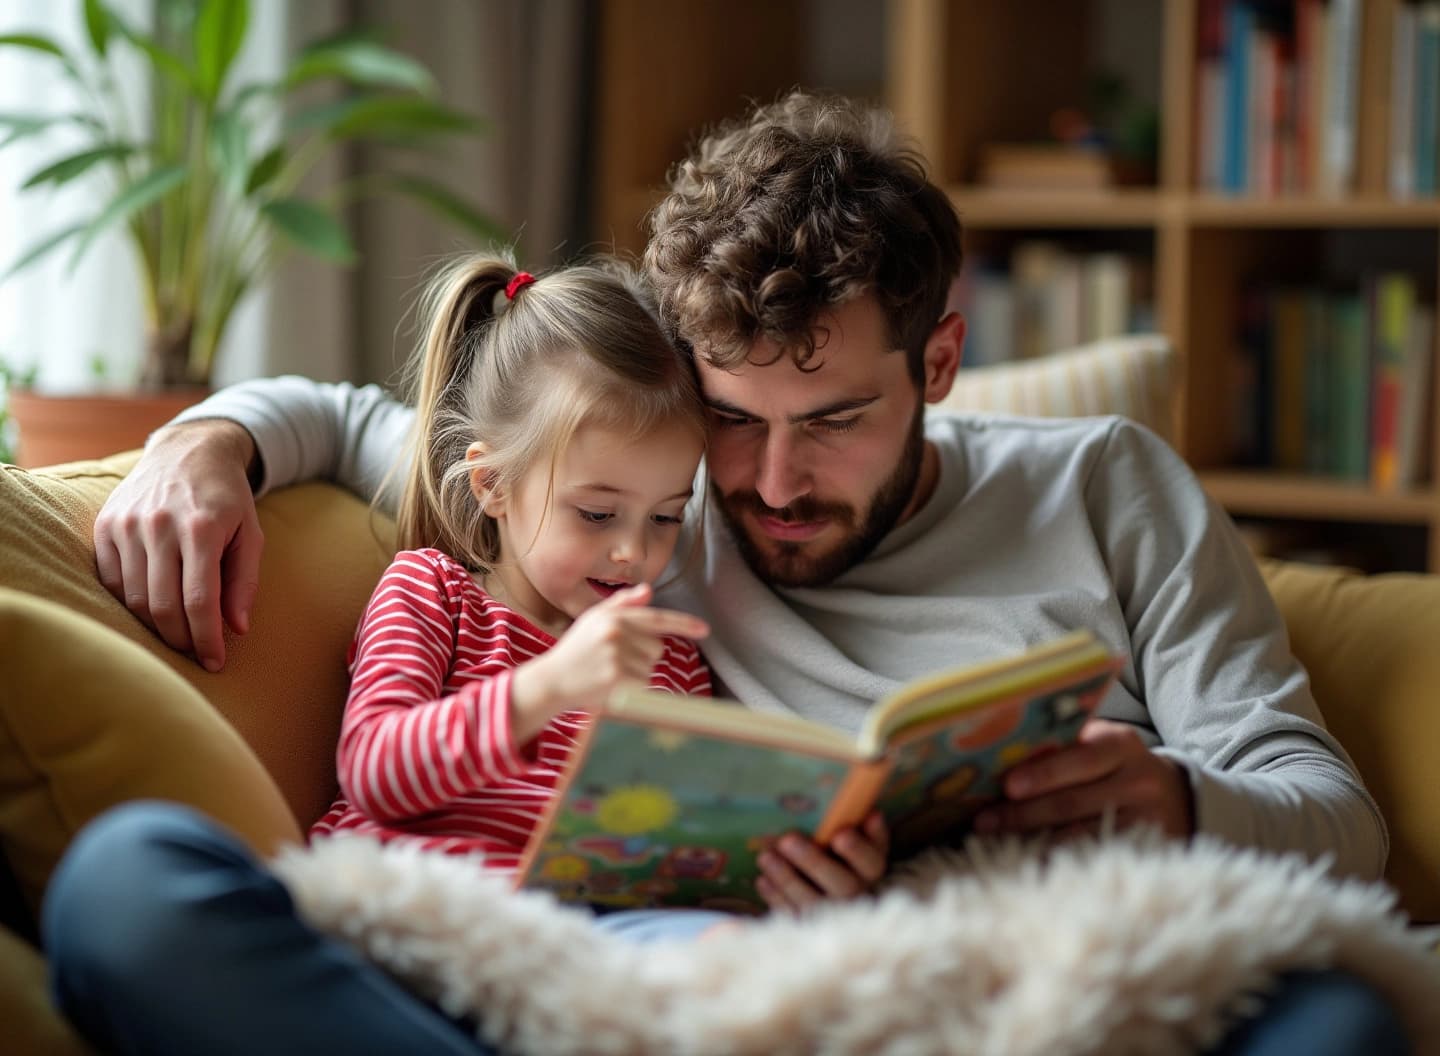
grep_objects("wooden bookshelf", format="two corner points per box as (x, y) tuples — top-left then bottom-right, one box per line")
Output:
(593, 0), (1440, 570)
(889, 0), (1440, 571)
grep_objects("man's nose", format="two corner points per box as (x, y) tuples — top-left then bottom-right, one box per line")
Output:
(755, 431), (810, 510)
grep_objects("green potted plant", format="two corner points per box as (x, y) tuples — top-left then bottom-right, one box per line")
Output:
(0, 0), (499, 466)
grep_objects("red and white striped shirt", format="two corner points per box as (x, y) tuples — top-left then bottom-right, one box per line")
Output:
(310, 547), (711, 875)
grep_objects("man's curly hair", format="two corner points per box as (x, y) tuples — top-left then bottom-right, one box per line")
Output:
(643, 91), (963, 381)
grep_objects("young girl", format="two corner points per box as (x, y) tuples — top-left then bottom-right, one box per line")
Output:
(310, 253), (714, 873)
(43, 256), (731, 1056)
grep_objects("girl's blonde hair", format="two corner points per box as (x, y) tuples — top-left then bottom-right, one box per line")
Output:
(392, 251), (706, 572)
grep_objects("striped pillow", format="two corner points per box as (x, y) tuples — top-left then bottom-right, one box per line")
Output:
(932, 334), (1176, 441)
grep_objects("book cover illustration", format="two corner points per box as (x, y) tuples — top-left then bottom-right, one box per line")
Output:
(524, 721), (853, 914)
(878, 669), (1114, 859)
(522, 666), (1115, 914)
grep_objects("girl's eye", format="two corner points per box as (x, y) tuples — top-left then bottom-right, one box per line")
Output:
(814, 416), (861, 434)
(577, 509), (612, 525)
(652, 513), (685, 527)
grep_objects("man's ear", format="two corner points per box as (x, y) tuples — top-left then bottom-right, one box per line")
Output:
(466, 441), (504, 517)
(920, 311), (966, 405)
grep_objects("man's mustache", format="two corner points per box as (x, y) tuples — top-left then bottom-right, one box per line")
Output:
(721, 490), (855, 527)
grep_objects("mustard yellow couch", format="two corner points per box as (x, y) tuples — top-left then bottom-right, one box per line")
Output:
(1, 451), (1438, 1055)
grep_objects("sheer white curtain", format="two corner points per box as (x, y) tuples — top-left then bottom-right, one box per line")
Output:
(0, 0), (588, 392)
(0, 0), (151, 391)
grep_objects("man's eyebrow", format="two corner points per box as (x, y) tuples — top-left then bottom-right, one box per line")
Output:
(571, 482), (694, 501)
(705, 395), (880, 424)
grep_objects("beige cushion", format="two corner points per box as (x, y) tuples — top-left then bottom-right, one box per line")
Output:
(935, 334), (1176, 441)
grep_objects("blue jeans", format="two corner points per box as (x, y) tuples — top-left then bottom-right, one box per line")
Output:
(44, 803), (1410, 1056)
(44, 803), (729, 1056)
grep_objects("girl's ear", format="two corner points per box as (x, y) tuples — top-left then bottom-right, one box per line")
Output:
(466, 441), (505, 517)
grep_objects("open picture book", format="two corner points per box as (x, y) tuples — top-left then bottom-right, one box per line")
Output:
(517, 630), (1122, 914)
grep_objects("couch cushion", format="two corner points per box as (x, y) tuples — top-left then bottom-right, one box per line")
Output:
(934, 334), (1176, 442)
(0, 587), (301, 916)
(0, 456), (393, 837)
(1260, 559), (1440, 923)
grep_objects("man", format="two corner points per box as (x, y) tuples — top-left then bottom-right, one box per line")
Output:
(58, 92), (1402, 1052)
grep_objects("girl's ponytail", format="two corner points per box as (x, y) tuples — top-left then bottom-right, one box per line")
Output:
(394, 254), (519, 559)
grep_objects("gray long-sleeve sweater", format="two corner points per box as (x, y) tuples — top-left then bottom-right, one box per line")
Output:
(174, 378), (1388, 879)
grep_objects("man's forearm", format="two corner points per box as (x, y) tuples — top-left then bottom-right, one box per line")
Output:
(166, 376), (415, 507)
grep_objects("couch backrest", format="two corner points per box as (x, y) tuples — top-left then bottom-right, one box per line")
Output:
(0, 456), (393, 830)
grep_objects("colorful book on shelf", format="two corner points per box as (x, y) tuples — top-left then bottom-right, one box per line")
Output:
(1370, 274), (1417, 491)
(517, 631), (1120, 915)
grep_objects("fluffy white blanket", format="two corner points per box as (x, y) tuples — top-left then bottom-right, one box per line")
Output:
(273, 834), (1440, 1055)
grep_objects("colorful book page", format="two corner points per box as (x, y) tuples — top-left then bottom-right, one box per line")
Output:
(524, 719), (853, 914)
(881, 670), (1113, 859)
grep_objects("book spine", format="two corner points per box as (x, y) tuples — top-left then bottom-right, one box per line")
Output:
(1303, 291), (1332, 473)
(1329, 293), (1370, 480)
(814, 758), (892, 846)
(1417, 4), (1440, 196)
(1270, 290), (1308, 471)
(1323, 0), (1361, 195)
(1395, 307), (1436, 486)
(1223, 3), (1254, 194)
(1392, 3), (1418, 198)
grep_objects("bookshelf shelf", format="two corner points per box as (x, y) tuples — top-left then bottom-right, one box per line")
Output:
(1199, 471), (1438, 524)
(1184, 197), (1440, 227)
(945, 189), (1166, 229)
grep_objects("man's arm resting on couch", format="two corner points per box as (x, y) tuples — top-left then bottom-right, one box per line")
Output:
(93, 376), (413, 671)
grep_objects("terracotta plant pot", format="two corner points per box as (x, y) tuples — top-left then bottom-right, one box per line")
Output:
(6, 388), (210, 469)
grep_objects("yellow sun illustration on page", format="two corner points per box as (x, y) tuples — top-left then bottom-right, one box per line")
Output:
(647, 729), (690, 752)
(595, 785), (678, 835)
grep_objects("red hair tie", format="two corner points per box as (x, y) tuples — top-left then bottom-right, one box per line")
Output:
(505, 272), (536, 301)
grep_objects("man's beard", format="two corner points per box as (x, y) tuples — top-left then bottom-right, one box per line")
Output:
(715, 405), (926, 589)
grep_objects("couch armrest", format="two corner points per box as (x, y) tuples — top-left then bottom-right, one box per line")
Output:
(1260, 559), (1440, 923)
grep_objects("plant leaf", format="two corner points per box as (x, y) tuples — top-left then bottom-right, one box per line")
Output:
(114, 18), (196, 92)
(0, 33), (67, 58)
(20, 144), (136, 189)
(380, 174), (509, 244)
(67, 164), (188, 272)
(0, 112), (66, 148)
(3, 222), (87, 280)
(285, 40), (436, 95)
(291, 95), (483, 142)
(194, 0), (248, 103)
(260, 197), (356, 262)
(243, 144), (285, 196)
(208, 108), (249, 194)
(0, 32), (85, 83)
(83, 0), (113, 57)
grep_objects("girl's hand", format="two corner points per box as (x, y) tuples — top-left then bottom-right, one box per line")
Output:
(511, 584), (708, 733)
(756, 812), (889, 913)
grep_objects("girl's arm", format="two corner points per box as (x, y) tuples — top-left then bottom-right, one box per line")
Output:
(336, 551), (537, 823)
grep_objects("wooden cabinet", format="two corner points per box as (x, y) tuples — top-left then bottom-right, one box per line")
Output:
(593, 0), (1440, 570)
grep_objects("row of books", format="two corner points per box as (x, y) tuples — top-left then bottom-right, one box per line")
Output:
(956, 244), (1156, 368)
(1231, 273), (1435, 489)
(1195, 0), (1365, 196)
